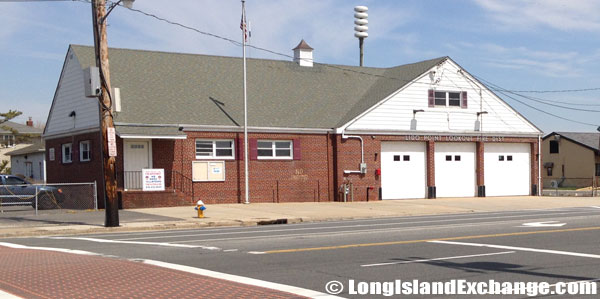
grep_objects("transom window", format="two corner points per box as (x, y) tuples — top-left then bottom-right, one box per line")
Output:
(195, 139), (234, 159)
(434, 91), (461, 107)
(257, 140), (293, 159)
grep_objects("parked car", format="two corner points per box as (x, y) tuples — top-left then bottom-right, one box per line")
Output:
(0, 175), (64, 209)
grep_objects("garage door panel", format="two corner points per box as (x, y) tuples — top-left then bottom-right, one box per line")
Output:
(484, 143), (530, 196)
(381, 142), (426, 199)
(435, 142), (476, 197)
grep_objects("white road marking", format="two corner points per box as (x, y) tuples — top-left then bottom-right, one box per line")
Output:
(79, 207), (590, 239)
(519, 221), (566, 227)
(430, 240), (600, 259)
(170, 214), (598, 244)
(0, 242), (341, 299)
(248, 251), (266, 255)
(141, 259), (343, 298)
(114, 210), (594, 241)
(0, 242), (112, 256)
(591, 206), (600, 209)
(0, 289), (21, 299)
(105, 212), (589, 243)
(46, 237), (220, 250)
(223, 249), (238, 252)
(361, 251), (515, 267)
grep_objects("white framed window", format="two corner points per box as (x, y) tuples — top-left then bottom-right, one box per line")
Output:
(434, 91), (461, 107)
(195, 139), (234, 159)
(62, 143), (72, 163)
(80, 140), (91, 162)
(257, 140), (293, 159)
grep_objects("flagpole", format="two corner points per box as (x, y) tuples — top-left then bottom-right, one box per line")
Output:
(242, 0), (250, 204)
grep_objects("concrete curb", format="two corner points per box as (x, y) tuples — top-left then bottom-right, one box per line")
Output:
(0, 214), (396, 238)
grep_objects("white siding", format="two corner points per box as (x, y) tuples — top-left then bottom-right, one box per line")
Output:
(10, 152), (46, 182)
(45, 48), (99, 136)
(346, 59), (539, 134)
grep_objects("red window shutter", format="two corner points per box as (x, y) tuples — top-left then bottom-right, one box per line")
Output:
(236, 138), (244, 160)
(461, 91), (467, 109)
(428, 89), (434, 107)
(249, 138), (258, 160)
(293, 139), (301, 160)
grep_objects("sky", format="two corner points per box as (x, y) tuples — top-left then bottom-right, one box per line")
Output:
(1, 0), (600, 134)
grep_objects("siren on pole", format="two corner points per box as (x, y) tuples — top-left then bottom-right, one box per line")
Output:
(354, 6), (368, 38)
(354, 6), (368, 66)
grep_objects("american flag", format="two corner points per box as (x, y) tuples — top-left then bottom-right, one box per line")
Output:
(240, 7), (250, 42)
(240, 10), (248, 42)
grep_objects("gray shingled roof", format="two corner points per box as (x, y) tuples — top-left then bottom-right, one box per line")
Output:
(71, 45), (446, 130)
(5, 140), (45, 156)
(0, 121), (43, 135)
(548, 132), (600, 152)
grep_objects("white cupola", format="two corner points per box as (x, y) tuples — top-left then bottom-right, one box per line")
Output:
(293, 39), (314, 67)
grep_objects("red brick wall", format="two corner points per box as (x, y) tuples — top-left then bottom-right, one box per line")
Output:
(47, 131), (541, 208)
(45, 131), (105, 208)
(119, 190), (191, 209)
(176, 131), (331, 204)
(332, 134), (540, 200)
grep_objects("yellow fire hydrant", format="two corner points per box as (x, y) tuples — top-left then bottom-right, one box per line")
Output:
(195, 200), (206, 218)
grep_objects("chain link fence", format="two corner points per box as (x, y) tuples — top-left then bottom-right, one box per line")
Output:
(542, 177), (599, 197)
(0, 182), (97, 215)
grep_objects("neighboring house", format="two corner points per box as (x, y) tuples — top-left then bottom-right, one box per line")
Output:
(43, 43), (542, 208)
(0, 118), (42, 172)
(542, 132), (600, 188)
(6, 141), (46, 183)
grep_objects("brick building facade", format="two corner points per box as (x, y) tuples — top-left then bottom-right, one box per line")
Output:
(44, 44), (543, 208)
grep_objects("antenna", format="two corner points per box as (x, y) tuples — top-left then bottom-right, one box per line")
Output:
(354, 6), (368, 66)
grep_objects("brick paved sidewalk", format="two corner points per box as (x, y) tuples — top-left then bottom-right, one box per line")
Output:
(0, 246), (306, 299)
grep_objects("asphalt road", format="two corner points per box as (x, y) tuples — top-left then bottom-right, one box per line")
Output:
(3, 206), (600, 298)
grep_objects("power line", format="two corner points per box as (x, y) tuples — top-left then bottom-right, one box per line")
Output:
(492, 86), (600, 93)
(68, 0), (600, 128)
(478, 78), (599, 127)
(478, 77), (600, 113)
(72, 0), (600, 97)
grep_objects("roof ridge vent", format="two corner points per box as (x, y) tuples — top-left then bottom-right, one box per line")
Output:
(293, 39), (313, 67)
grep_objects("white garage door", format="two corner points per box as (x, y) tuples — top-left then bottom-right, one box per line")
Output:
(484, 143), (530, 196)
(381, 142), (426, 199)
(435, 142), (476, 197)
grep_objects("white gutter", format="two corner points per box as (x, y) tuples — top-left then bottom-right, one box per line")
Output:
(340, 129), (541, 138)
(118, 134), (187, 140)
(342, 131), (365, 174)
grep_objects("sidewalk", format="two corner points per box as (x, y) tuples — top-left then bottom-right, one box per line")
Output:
(1, 196), (598, 238)
(0, 244), (309, 299)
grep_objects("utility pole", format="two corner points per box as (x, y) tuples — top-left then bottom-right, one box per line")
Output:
(92, 0), (119, 227)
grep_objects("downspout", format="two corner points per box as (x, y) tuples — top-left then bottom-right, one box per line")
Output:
(538, 134), (542, 196)
(342, 131), (364, 174)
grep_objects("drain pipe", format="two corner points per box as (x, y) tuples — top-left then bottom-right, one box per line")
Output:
(342, 131), (365, 174)
(538, 134), (542, 196)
